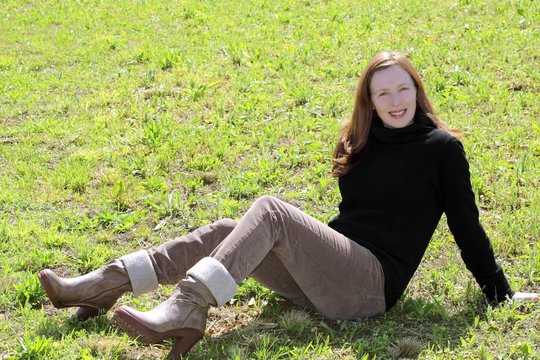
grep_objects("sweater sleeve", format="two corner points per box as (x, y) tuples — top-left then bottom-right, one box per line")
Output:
(438, 138), (513, 304)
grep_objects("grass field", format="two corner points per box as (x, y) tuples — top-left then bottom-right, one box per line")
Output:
(1, 0), (539, 358)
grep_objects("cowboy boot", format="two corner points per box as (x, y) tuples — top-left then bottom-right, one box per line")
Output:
(113, 257), (237, 359)
(39, 250), (159, 320)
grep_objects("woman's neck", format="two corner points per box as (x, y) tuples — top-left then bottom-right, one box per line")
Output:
(383, 119), (414, 129)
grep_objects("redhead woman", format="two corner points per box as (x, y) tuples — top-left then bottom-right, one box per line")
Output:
(38, 51), (538, 359)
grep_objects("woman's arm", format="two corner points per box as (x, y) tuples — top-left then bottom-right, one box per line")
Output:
(438, 137), (515, 304)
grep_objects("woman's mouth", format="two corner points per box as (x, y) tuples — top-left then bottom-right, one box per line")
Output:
(388, 109), (406, 119)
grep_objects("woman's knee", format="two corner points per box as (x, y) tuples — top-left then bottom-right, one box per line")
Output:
(211, 218), (237, 233)
(252, 195), (281, 212)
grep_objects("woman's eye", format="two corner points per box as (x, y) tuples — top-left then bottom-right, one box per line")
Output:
(399, 87), (409, 92)
(378, 92), (387, 97)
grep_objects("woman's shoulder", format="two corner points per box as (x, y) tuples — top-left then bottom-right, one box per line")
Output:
(416, 114), (460, 146)
(425, 127), (460, 146)
(423, 128), (467, 164)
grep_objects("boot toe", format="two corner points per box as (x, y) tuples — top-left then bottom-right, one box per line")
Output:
(113, 306), (164, 344)
(113, 306), (204, 358)
(38, 270), (65, 309)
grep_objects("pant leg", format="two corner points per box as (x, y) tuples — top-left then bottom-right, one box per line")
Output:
(211, 196), (386, 320)
(250, 252), (316, 311)
(146, 217), (312, 310)
(148, 218), (237, 285)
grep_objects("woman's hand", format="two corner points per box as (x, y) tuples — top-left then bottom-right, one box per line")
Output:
(511, 291), (539, 302)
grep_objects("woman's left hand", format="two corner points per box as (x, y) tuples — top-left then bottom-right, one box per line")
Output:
(511, 291), (539, 302)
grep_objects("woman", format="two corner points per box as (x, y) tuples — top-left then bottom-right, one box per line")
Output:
(38, 51), (538, 359)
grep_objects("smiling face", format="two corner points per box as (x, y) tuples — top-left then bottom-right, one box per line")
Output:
(369, 65), (417, 128)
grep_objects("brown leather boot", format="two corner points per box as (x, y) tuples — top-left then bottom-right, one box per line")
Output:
(113, 257), (238, 359)
(39, 260), (131, 320)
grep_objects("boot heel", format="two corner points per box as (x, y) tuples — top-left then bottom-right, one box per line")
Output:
(73, 306), (99, 320)
(167, 330), (203, 360)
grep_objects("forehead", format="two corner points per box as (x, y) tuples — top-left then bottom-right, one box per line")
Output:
(369, 65), (414, 91)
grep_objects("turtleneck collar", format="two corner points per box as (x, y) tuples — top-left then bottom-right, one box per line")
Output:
(370, 111), (435, 144)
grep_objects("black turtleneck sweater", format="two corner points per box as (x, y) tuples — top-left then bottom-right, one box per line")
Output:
(328, 113), (513, 310)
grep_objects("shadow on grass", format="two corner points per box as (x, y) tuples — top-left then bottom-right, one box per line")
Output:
(33, 296), (487, 359)
(35, 309), (119, 340)
(186, 296), (487, 359)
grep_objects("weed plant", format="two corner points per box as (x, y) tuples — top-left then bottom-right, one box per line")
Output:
(1, 0), (539, 358)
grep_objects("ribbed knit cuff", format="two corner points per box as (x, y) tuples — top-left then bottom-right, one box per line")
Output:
(187, 257), (237, 307)
(120, 250), (159, 296)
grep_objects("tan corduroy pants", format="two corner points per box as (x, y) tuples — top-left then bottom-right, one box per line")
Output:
(146, 196), (386, 320)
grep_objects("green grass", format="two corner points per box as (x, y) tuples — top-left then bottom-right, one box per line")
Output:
(1, 0), (539, 358)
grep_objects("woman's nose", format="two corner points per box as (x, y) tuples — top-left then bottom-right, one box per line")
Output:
(390, 93), (401, 106)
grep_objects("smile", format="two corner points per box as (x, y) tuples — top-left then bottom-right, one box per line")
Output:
(388, 109), (406, 118)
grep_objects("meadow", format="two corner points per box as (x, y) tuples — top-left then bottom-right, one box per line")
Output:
(0, 0), (539, 358)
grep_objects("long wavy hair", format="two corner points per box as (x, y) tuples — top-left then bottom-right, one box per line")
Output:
(332, 51), (457, 177)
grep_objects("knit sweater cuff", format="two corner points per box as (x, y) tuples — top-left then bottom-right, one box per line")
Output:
(477, 266), (514, 305)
